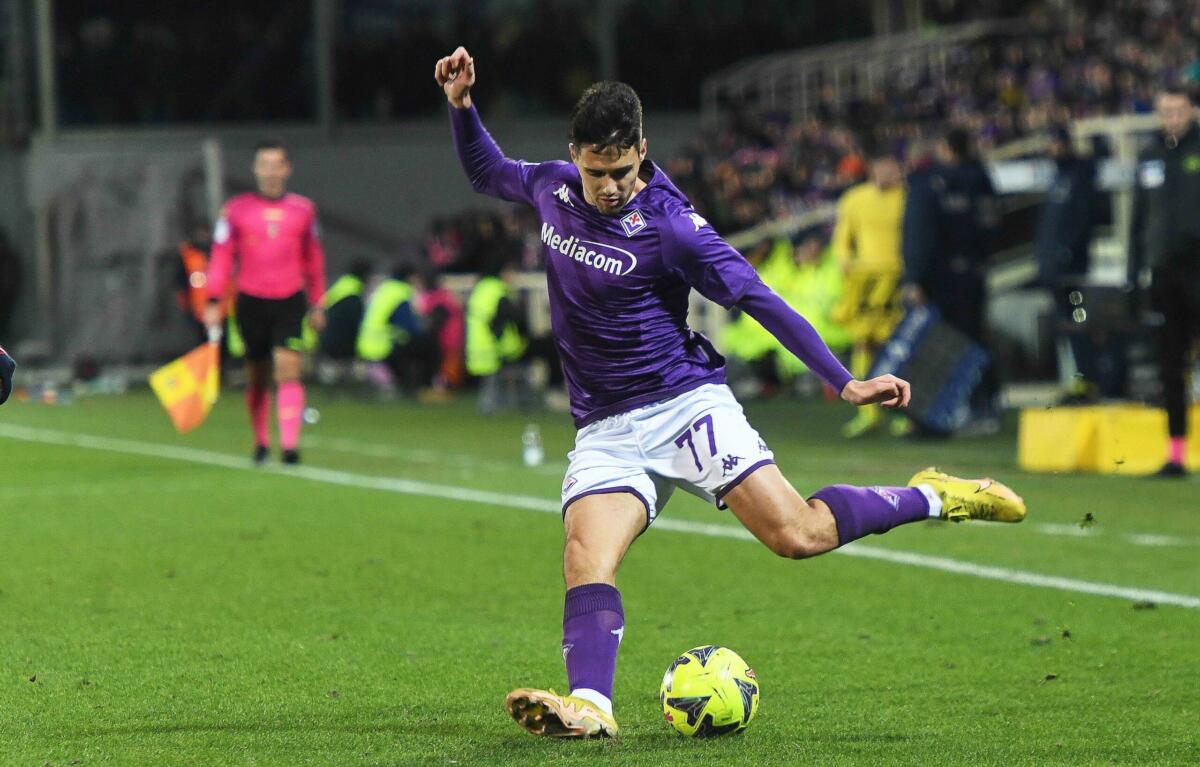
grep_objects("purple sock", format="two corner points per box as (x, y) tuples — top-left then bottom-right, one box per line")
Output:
(562, 583), (624, 706)
(810, 485), (931, 546)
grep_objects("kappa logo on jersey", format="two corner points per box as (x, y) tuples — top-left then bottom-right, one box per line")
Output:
(619, 209), (646, 236)
(541, 223), (638, 276)
(687, 212), (708, 232)
(553, 183), (573, 207)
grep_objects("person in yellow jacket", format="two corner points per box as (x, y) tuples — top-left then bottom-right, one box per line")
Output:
(357, 262), (438, 392)
(467, 258), (531, 412)
(304, 258), (371, 359)
(831, 150), (906, 437)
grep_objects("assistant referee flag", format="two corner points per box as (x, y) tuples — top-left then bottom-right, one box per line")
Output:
(149, 341), (219, 433)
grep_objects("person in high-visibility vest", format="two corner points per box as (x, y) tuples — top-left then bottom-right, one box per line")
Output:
(357, 262), (438, 391)
(466, 259), (527, 377)
(311, 259), (371, 359)
(467, 258), (531, 412)
(776, 229), (851, 380)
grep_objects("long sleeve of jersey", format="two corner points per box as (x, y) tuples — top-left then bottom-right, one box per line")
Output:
(302, 215), (327, 305)
(659, 205), (853, 393)
(449, 103), (539, 205)
(206, 216), (236, 300)
(738, 279), (854, 394)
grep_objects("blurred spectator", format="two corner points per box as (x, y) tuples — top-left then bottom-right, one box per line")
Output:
(1130, 86), (1200, 477)
(316, 258), (372, 360)
(831, 149), (906, 437)
(776, 229), (851, 385)
(412, 265), (466, 394)
(467, 258), (533, 413)
(175, 223), (215, 345)
(358, 261), (438, 394)
(903, 127), (1001, 429)
(1034, 124), (1100, 399)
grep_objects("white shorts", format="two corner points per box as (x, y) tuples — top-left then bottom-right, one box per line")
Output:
(561, 383), (775, 524)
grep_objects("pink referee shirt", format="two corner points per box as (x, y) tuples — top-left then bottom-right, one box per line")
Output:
(206, 192), (327, 304)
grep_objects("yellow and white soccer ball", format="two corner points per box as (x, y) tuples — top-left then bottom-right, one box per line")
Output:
(659, 645), (760, 737)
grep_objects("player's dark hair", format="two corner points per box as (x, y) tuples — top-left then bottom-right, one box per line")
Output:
(254, 138), (288, 158)
(570, 82), (643, 152)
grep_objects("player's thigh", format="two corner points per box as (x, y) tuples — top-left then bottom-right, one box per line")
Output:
(721, 464), (838, 556)
(562, 492), (647, 588)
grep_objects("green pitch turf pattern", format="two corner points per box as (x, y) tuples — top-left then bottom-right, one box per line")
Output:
(1, 390), (1197, 766)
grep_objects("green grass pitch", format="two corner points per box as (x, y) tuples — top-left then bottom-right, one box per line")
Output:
(1, 389), (1198, 765)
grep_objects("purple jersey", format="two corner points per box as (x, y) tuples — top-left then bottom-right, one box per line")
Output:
(451, 105), (852, 426)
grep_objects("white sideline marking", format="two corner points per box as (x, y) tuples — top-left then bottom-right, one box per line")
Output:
(3, 423), (1199, 611)
(305, 435), (566, 478)
(317, 436), (1197, 548)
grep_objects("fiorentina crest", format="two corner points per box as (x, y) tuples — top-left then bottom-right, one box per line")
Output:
(619, 209), (646, 236)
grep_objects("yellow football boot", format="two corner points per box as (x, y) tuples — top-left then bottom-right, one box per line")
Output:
(908, 467), (1027, 523)
(505, 688), (619, 738)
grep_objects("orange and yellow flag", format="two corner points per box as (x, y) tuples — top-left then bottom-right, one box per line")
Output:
(149, 342), (220, 433)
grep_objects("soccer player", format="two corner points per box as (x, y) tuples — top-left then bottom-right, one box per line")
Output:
(831, 149), (906, 438)
(435, 47), (1026, 738)
(204, 139), (326, 465)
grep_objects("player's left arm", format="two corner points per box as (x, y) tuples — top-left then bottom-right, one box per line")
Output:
(303, 207), (328, 332)
(664, 210), (909, 409)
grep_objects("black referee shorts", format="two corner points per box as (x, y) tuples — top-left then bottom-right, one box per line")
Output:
(235, 291), (308, 361)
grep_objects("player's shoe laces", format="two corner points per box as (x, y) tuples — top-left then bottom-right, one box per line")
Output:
(908, 467), (1026, 523)
(505, 688), (618, 738)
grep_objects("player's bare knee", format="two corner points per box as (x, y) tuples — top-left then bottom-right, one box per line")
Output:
(562, 536), (614, 585)
(768, 527), (827, 560)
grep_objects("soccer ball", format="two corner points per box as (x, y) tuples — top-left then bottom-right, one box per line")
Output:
(659, 645), (760, 737)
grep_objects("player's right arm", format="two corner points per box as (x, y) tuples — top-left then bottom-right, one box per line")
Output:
(436, 46), (540, 206)
(203, 206), (236, 329)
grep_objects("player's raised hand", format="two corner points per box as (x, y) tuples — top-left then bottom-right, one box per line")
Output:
(435, 47), (475, 109)
(840, 375), (911, 409)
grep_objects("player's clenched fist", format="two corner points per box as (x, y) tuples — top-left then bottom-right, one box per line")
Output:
(435, 46), (475, 109)
(840, 374), (911, 409)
